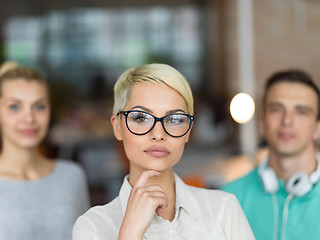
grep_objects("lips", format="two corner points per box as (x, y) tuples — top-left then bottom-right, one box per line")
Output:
(19, 129), (38, 136)
(144, 145), (170, 157)
(278, 131), (294, 140)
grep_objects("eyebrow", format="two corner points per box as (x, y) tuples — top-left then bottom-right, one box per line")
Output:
(267, 102), (314, 112)
(266, 102), (282, 108)
(4, 97), (48, 103)
(130, 105), (186, 115)
(295, 105), (314, 113)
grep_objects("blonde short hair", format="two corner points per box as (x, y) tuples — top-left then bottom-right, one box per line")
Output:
(113, 63), (194, 116)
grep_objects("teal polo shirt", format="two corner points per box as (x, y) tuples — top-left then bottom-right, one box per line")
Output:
(222, 168), (320, 240)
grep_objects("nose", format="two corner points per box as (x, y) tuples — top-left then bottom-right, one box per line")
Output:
(23, 109), (35, 124)
(150, 121), (166, 141)
(282, 110), (293, 126)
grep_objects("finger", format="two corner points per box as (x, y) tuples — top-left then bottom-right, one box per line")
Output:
(142, 188), (168, 201)
(154, 197), (169, 216)
(156, 205), (166, 216)
(139, 184), (165, 190)
(145, 193), (168, 212)
(144, 189), (169, 211)
(134, 170), (161, 188)
(133, 185), (168, 209)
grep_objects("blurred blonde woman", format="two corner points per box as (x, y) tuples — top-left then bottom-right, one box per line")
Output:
(73, 63), (255, 240)
(0, 62), (90, 240)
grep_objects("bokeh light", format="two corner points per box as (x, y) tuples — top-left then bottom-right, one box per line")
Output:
(230, 93), (255, 124)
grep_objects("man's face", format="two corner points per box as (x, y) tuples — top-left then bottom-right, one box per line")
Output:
(260, 81), (320, 157)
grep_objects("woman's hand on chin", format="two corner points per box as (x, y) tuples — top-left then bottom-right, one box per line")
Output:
(119, 170), (168, 240)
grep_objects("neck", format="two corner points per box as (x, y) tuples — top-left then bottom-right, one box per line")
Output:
(268, 150), (318, 181)
(0, 143), (53, 180)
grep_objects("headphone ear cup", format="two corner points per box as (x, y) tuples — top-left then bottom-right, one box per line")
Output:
(286, 172), (312, 197)
(260, 168), (279, 194)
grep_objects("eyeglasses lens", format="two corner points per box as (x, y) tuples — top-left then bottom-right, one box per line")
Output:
(126, 111), (191, 137)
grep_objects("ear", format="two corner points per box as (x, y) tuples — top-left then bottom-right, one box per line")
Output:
(184, 122), (193, 143)
(111, 115), (123, 141)
(258, 111), (266, 138)
(313, 120), (320, 140)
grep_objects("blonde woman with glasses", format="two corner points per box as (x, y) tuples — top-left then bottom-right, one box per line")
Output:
(73, 63), (254, 240)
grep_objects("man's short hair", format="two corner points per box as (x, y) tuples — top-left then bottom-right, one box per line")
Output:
(262, 69), (320, 120)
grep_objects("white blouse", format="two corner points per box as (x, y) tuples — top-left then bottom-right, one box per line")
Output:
(73, 174), (255, 240)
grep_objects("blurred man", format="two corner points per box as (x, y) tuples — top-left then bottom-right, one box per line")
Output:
(222, 69), (320, 240)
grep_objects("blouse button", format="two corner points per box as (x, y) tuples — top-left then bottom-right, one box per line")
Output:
(168, 229), (174, 234)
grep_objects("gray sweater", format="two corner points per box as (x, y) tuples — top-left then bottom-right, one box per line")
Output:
(0, 160), (90, 240)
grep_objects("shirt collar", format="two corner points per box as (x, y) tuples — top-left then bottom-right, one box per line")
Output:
(174, 173), (203, 221)
(119, 175), (131, 216)
(119, 173), (203, 221)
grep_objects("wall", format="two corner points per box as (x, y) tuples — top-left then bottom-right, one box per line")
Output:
(254, 0), (320, 101)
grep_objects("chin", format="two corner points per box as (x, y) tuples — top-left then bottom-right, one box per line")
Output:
(148, 162), (177, 172)
(275, 148), (299, 157)
(18, 140), (43, 149)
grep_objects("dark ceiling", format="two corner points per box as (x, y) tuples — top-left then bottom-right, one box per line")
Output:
(1, 0), (198, 17)
(0, 0), (201, 38)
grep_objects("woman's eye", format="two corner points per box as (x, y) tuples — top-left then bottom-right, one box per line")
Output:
(130, 112), (153, 123)
(167, 115), (185, 124)
(34, 104), (46, 111)
(132, 114), (147, 122)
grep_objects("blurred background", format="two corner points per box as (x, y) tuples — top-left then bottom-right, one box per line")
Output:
(1, 0), (320, 205)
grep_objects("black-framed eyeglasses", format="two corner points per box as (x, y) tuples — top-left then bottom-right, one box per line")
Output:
(118, 110), (194, 138)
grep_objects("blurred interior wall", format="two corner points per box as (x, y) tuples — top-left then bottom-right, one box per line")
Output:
(205, 0), (320, 155)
